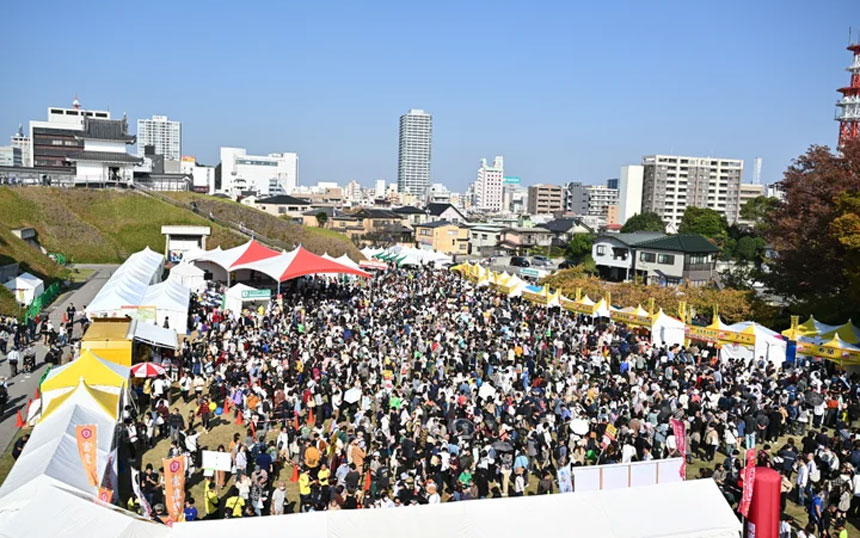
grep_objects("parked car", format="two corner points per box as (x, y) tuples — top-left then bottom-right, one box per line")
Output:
(510, 256), (530, 267)
(531, 255), (552, 267)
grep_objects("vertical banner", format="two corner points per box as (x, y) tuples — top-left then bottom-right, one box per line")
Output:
(739, 449), (757, 518)
(75, 424), (98, 486)
(557, 464), (574, 493)
(131, 467), (152, 518)
(163, 456), (186, 522)
(670, 418), (686, 479)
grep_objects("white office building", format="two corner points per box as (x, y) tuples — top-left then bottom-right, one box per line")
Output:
(219, 147), (298, 197)
(397, 109), (432, 196)
(375, 179), (386, 198)
(137, 115), (181, 161)
(428, 183), (451, 204)
(618, 165), (644, 225)
(474, 156), (504, 211)
(640, 155), (743, 227)
(180, 156), (216, 194)
(0, 146), (22, 166)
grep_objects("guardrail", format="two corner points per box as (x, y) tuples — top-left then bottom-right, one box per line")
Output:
(24, 281), (62, 321)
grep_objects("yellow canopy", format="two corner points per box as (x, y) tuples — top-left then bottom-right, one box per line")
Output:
(41, 349), (128, 393)
(40, 381), (120, 422)
(820, 321), (860, 345)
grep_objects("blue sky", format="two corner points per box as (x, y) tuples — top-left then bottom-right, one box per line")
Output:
(1, 1), (856, 190)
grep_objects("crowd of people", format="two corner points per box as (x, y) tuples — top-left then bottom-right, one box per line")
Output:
(113, 266), (859, 536)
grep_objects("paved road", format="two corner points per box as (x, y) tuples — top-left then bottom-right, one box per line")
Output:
(0, 264), (117, 451)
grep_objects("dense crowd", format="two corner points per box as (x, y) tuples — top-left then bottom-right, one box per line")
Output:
(118, 267), (858, 536)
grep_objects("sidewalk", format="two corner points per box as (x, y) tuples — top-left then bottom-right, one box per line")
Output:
(0, 264), (117, 451)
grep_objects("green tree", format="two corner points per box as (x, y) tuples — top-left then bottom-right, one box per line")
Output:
(566, 233), (594, 262)
(315, 211), (328, 227)
(733, 236), (766, 263)
(620, 212), (665, 233)
(739, 196), (778, 235)
(679, 206), (728, 239)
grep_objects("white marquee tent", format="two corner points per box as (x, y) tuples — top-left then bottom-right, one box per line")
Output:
(720, 321), (787, 366)
(650, 309), (687, 348)
(140, 279), (190, 334)
(2, 272), (44, 306)
(168, 262), (206, 293)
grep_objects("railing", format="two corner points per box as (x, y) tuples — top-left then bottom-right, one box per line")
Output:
(24, 281), (62, 321)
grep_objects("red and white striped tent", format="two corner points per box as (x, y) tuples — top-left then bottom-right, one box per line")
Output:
(232, 246), (370, 288)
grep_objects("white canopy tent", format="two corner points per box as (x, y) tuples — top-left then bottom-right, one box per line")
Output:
(651, 309), (687, 348)
(108, 247), (164, 286)
(224, 283), (269, 315)
(86, 247), (165, 319)
(168, 262), (206, 293)
(3, 272), (44, 306)
(720, 321), (787, 366)
(139, 280), (190, 334)
(130, 320), (179, 350)
(173, 479), (739, 538)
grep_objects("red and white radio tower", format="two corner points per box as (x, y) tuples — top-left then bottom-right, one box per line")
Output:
(836, 37), (860, 148)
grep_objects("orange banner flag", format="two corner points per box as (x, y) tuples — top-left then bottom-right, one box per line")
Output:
(97, 487), (113, 504)
(163, 456), (186, 522)
(75, 424), (98, 486)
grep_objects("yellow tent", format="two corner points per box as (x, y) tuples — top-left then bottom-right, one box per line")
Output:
(781, 315), (841, 341)
(81, 318), (133, 366)
(820, 321), (860, 345)
(40, 349), (128, 393)
(40, 381), (120, 422)
(610, 305), (652, 327)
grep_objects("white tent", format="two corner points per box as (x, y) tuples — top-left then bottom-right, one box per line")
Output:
(108, 247), (163, 286)
(593, 297), (611, 318)
(3, 272), (44, 306)
(86, 247), (165, 319)
(360, 247), (384, 259)
(224, 283), (269, 315)
(0, 383), (117, 503)
(130, 320), (179, 350)
(720, 321), (787, 366)
(334, 253), (361, 270)
(0, 484), (168, 538)
(168, 262), (206, 293)
(173, 479), (739, 538)
(650, 309), (687, 348)
(140, 279), (190, 334)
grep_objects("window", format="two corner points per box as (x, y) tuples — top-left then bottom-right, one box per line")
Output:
(278, 207), (286, 214)
(639, 252), (656, 263)
(596, 245), (606, 255)
(658, 254), (675, 265)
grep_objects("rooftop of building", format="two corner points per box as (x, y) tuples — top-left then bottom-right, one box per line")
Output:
(426, 203), (464, 217)
(78, 118), (136, 143)
(350, 207), (402, 219)
(416, 220), (462, 229)
(256, 195), (311, 206)
(392, 206), (427, 214)
(634, 234), (720, 253)
(542, 217), (593, 233)
(596, 231), (666, 246)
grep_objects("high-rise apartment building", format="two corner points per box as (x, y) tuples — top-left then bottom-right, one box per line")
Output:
(11, 125), (31, 167)
(397, 109), (432, 196)
(618, 165), (644, 225)
(474, 156), (504, 211)
(527, 184), (563, 214)
(563, 182), (589, 214)
(137, 115), (181, 161)
(641, 154), (743, 227)
(736, 183), (765, 227)
(584, 185), (619, 217)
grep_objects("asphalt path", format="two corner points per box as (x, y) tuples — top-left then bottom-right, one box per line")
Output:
(0, 264), (116, 451)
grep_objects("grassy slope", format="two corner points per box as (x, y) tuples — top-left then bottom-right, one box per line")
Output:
(166, 192), (363, 260)
(0, 222), (71, 317)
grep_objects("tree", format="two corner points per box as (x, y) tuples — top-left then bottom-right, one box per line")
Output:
(765, 138), (860, 313)
(620, 212), (665, 233)
(678, 206), (727, 239)
(733, 236), (766, 263)
(566, 233), (594, 262)
(739, 196), (778, 235)
(315, 211), (329, 227)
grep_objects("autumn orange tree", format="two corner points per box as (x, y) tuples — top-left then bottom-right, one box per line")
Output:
(765, 137), (860, 320)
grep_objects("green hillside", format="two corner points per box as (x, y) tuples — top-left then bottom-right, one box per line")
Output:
(0, 226), (70, 317)
(0, 187), (361, 264)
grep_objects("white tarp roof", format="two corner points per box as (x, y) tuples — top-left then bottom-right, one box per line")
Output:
(87, 247), (164, 316)
(0, 484), (168, 538)
(168, 262), (205, 278)
(651, 309), (687, 348)
(130, 320), (179, 350)
(140, 279), (190, 314)
(0, 388), (116, 502)
(722, 320), (787, 365)
(173, 479), (739, 538)
(3, 272), (43, 291)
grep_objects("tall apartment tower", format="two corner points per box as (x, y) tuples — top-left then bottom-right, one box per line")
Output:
(397, 109), (432, 197)
(563, 182), (589, 214)
(641, 154), (743, 227)
(474, 156), (504, 211)
(137, 115), (181, 161)
(836, 38), (860, 148)
(527, 184), (563, 215)
(617, 165), (644, 225)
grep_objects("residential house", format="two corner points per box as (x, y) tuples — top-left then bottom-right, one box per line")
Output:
(426, 203), (467, 223)
(301, 206), (345, 228)
(541, 218), (594, 248)
(630, 235), (719, 286)
(414, 221), (469, 255)
(467, 224), (506, 256)
(499, 227), (553, 254)
(254, 195), (312, 220)
(348, 207), (413, 245)
(393, 206), (430, 227)
(592, 232), (666, 282)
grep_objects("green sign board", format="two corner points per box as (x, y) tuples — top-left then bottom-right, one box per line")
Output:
(241, 289), (272, 299)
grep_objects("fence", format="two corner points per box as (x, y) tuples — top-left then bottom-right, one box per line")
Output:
(24, 282), (62, 321)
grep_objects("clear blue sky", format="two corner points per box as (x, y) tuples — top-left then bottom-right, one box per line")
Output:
(2, 0), (857, 190)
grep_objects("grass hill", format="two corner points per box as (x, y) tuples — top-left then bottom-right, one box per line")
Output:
(0, 187), (361, 264)
(0, 226), (70, 317)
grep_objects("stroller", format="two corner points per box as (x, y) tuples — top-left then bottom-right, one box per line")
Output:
(22, 346), (36, 374)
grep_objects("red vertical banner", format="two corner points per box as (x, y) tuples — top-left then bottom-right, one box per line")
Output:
(75, 424), (98, 486)
(670, 418), (686, 479)
(163, 456), (186, 522)
(739, 449), (757, 518)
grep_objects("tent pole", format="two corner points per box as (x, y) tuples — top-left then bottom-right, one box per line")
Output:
(278, 280), (281, 295)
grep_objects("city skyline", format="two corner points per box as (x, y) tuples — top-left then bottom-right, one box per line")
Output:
(1, 1), (854, 190)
